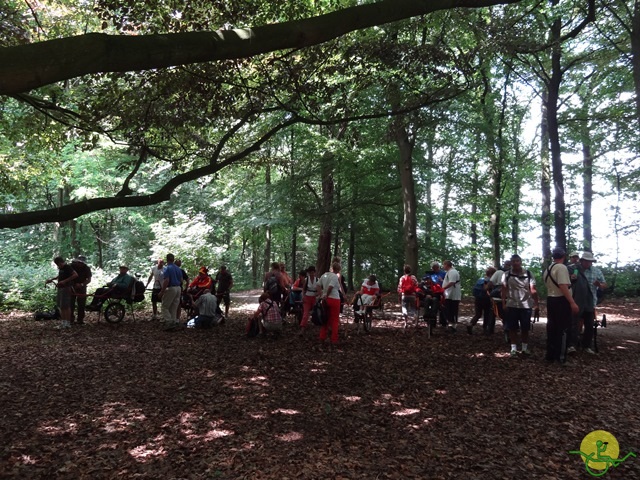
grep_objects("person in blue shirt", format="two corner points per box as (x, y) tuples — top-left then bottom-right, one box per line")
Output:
(159, 253), (184, 330)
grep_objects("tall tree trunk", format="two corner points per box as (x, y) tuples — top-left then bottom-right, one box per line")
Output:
(540, 90), (552, 268)
(581, 127), (593, 250)
(632, 0), (640, 126)
(440, 157), (452, 258)
(393, 120), (418, 274)
(424, 140), (434, 259)
(251, 227), (259, 288)
(316, 151), (334, 274)
(291, 225), (298, 278)
(548, 2), (567, 251)
(470, 155), (479, 272)
(263, 164), (272, 274)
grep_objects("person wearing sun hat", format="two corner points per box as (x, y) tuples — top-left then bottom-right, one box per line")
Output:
(579, 252), (607, 350)
(187, 266), (213, 303)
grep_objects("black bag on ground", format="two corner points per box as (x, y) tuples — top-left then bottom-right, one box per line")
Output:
(311, 300), (326, 326)
(246, 316), (260, 337)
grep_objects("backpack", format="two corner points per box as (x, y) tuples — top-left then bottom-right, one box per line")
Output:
(472, 278), (487, 299)
(311, 300), (326, 326)
(265, 274), (280, 296)
(399, 275), (418, 295)
(133, 280), (146, 302)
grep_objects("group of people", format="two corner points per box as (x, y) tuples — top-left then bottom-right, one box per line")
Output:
(45, 254), (233, 331)
(396, 261), (461, 332)
(46, 249), (607, 362)
(463, 248), (606, 362)
(145, 255), (234, 331)
(252, 260), (348, 346)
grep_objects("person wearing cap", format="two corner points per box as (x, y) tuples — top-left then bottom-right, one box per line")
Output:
(543, 247), (579, 363)
(71, 255), (92, 325)
(187, 266), (213, 302)
(577, 251), (606, 353)
(88, 265), (133, 310)
(45, 256), (79, 329)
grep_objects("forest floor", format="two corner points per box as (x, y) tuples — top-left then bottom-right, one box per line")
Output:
(1, 292), (640, 479)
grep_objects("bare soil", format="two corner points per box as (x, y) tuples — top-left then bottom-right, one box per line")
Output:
(1, 294), (639, 479)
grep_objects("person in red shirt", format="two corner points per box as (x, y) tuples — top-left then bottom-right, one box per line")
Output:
(188, 267), (213, 303)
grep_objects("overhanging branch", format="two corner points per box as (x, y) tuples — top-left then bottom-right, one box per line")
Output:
(0, 0), (523, 95)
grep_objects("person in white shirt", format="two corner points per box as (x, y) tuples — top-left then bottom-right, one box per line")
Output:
(442, 260), (461, 332)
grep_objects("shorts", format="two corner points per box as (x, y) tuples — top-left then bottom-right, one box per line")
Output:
(505, 307), (532, 332)
(217, 291), (230, 306)
(401, 295), (417, 316)
(151, 288), (161, 303)
(57, 286), (73, 309)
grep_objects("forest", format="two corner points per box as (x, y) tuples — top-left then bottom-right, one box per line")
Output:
(1, 0), (640, 304)
(3, 2), (640, 479)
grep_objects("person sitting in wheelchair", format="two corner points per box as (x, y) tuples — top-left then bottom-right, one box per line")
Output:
(353, 274), (380, 313)
(186, 266), (213, 313)
(87, 265), (134, 310)
(289, 270), (307, 307)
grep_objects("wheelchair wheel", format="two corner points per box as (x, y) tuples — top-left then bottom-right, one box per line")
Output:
(104, 302), (125, 323)
(363, 310), (373, 333)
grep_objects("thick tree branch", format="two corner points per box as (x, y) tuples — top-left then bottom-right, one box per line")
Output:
(0, 0), (522, 95)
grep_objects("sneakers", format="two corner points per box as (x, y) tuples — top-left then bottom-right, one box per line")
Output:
(510, 349), (518, 357)
(584, 347), (595, 354)
(567, 346), (577, 354)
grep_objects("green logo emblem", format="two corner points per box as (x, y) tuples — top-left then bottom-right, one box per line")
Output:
(569, 430), (636, 477)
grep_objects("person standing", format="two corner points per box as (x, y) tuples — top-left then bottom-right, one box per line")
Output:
(543, 247), (579, 363)
(71, 255), (92, 325)
(398, 265), (419, 331)
(174, 259), (189, 322)
(159, 254), (183, 331)
(317, 262), (343, 347)
(501, 255), (539, 356)
(487, 259), (512, 336)
(299, 266), (319, 334)
(215, 265), (234, 317)
(467, 266), (496, 335)
(146, 258), (164, 320)
(575, 251), (606, 354)
(442, 260), (461, 332)
(45, 256), (78, 329)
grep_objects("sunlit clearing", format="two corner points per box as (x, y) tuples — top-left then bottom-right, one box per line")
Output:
(392, 408), (420, 416)
(100, 404), (146, 433)
(19, 455), (37, 465)
(245, 301), (260, 310)
(468, 352), (486, 358)
(38, 420), (77, 436)
(615, 345), (628, 350)
(202, 427), (234, 441)
(129, 442), (166, 461)
(624, 339), (640, 344)
(276, 431), (304, 442)
(494, 352), (512, 358)
(343, 396), (362, 402)
(272, 408), (300, 415)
